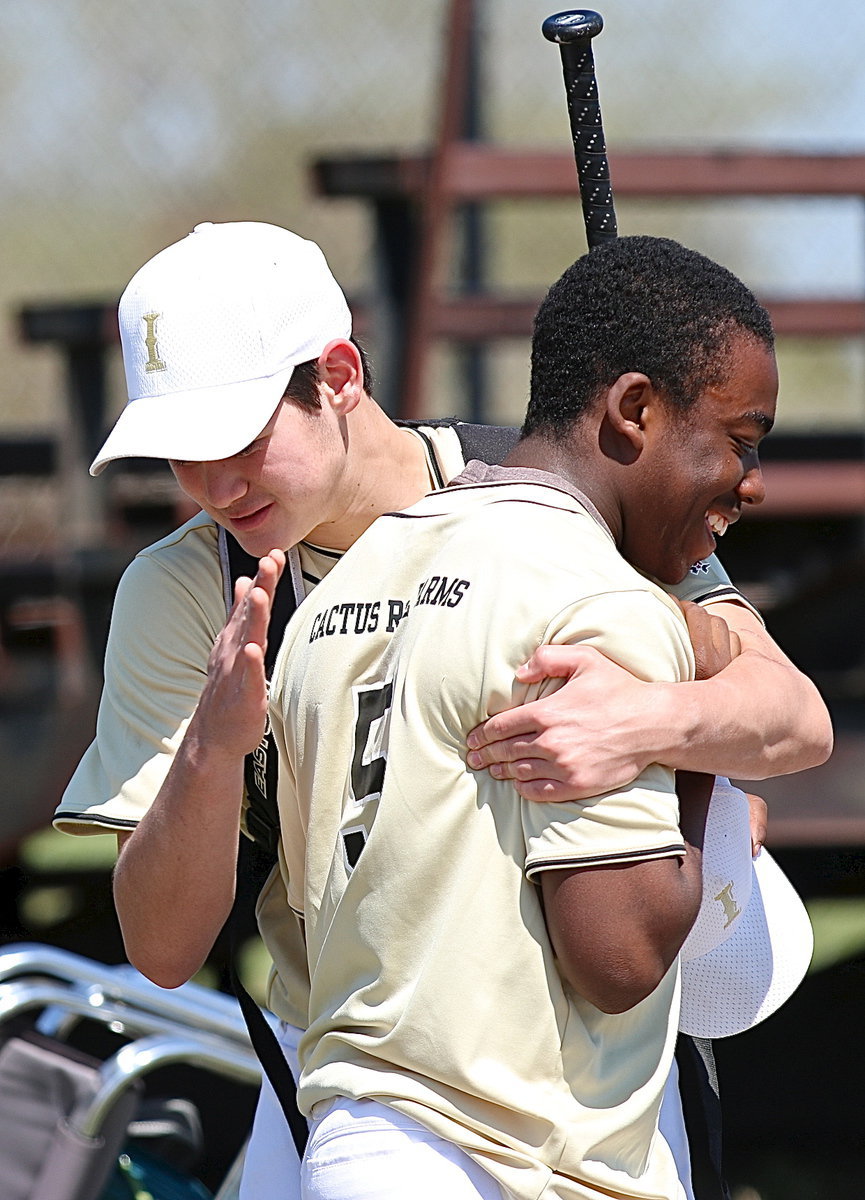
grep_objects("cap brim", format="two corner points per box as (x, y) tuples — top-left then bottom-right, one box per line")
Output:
(89, 367), (293, 475)
(679, 847), (814, 1039)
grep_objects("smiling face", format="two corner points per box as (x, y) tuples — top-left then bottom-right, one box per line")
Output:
(621, 331), (778, 585)
(169, 394), (349, 557)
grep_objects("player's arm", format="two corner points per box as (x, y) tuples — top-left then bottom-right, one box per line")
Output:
(537, 600), (720, 1010)
(541, 770), (711, 1013)
(520, 588), (707, 1011)
(467, 599), (832, 802)
(113, 551), (284, 987)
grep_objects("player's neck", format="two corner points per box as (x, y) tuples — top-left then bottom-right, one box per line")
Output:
(305, 403), (432, 551)
(504, 432), (623, 545)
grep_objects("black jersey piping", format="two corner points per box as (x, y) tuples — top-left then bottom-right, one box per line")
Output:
(56, 813), (138, 830)
(527, 843), (686, 874)
(410, 428), (448, 490)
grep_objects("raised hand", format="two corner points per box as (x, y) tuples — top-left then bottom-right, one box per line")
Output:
(196, 548), (286, 758)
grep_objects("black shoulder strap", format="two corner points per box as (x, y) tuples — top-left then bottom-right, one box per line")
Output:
(397, 417), (520, 469)
(452, 421), (520, 465)
(220, 529), (303, 859)
(222, 532), (302, 676)
(218, 526), (308, 1156)
(230, 942), (309, 1157)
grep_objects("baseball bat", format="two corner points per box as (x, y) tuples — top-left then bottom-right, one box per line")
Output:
(542, 10), (617, 248)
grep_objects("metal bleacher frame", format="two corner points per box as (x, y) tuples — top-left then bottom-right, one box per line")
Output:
(0, 942), (262, 1199)
(311, 142), (865, 518)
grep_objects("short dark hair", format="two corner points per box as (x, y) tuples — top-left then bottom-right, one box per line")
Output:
(284, 336), (374, 410)
(524, 236), (775, 439)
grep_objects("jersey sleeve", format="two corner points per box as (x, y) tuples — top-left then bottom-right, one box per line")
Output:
(519, 588), (693, 879)
(666, 552), (762, 622)
(53, 548), (222, 836)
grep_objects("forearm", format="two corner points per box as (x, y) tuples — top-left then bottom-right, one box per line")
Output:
(113, 730), (244, 988)
(643, 646), (832, 779)
(467, 596), (833, 802)
(112, 551), (281, 988)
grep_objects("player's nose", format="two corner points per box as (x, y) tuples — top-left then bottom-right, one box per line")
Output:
(171, 458), (248, 509)
(200, 459), (250, 508)
(736, 458), (766, 508)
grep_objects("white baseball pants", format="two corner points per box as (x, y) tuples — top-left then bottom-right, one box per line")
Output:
(239, 1022), (692, 1200)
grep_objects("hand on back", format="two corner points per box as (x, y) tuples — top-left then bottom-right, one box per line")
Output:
(465, 601), (742, 803)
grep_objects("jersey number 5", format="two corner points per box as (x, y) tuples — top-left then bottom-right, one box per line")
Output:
(344, 681), (393, 870)
(350, 680), (393, 807)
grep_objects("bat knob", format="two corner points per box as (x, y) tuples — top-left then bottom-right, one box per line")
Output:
(542, 10), (604, 44)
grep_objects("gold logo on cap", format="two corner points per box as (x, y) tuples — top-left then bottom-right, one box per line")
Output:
(142, 312), (166, 373)
(714, 881), (742, 929)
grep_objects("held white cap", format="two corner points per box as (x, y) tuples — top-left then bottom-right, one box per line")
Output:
(90, 221), (352, 475)
(679, 779), (814, 1039)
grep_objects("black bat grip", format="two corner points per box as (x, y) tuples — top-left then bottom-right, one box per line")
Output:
(543, 10), (617, 248)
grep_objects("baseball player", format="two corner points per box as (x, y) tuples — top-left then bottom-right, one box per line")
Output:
(260, 235), (781, 1199)
(52, 223), (829, 1198)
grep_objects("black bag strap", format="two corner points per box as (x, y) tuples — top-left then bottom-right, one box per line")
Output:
(219, 532), (304, 860)
(675, 1034), (731, 1200)
(451, 420), (521, 464)
(398, 418), (520, 468)
(228, 941), (309, 1158)
(218, 526), (308, 1155)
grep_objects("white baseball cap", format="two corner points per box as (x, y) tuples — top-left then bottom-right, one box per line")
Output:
(90, 221), (353, 475)
(678, 778), (813, 1039)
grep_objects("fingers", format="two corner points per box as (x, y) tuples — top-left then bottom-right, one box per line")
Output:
(679, 599), (739, 680)
(512, 779), (574, 802)
(465, 735), (639, 803)
(467, 645), (616, 751)
(467, 715), (540, 755)
(229, 577), (270, 648)
(253, 548), (287, 602)
(228, 549), (287, 647)
(231, 549), (286, 608)
(466, 644), (648, 803)
(513, 643), (603, 684)
(493, 760), (547, 783)
(745, 791), (768, 856)
(469, 750), (587, 803)
(470, 744), (559, 780)
(201, 576), (272, 755)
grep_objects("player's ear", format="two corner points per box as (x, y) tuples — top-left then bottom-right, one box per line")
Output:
(599, 372), (654, 463)
(317, 339), (364, 416)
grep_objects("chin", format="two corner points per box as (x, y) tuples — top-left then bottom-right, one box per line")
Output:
(659, 538), (713, 586)
(234, 532), (283, 560)
(237, 519), (298, 556)
(646, 555), (692, 587)
(656, 567), (688, 586)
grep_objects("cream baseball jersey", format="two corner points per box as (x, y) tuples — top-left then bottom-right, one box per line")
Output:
(270, 464), (698, 1200)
